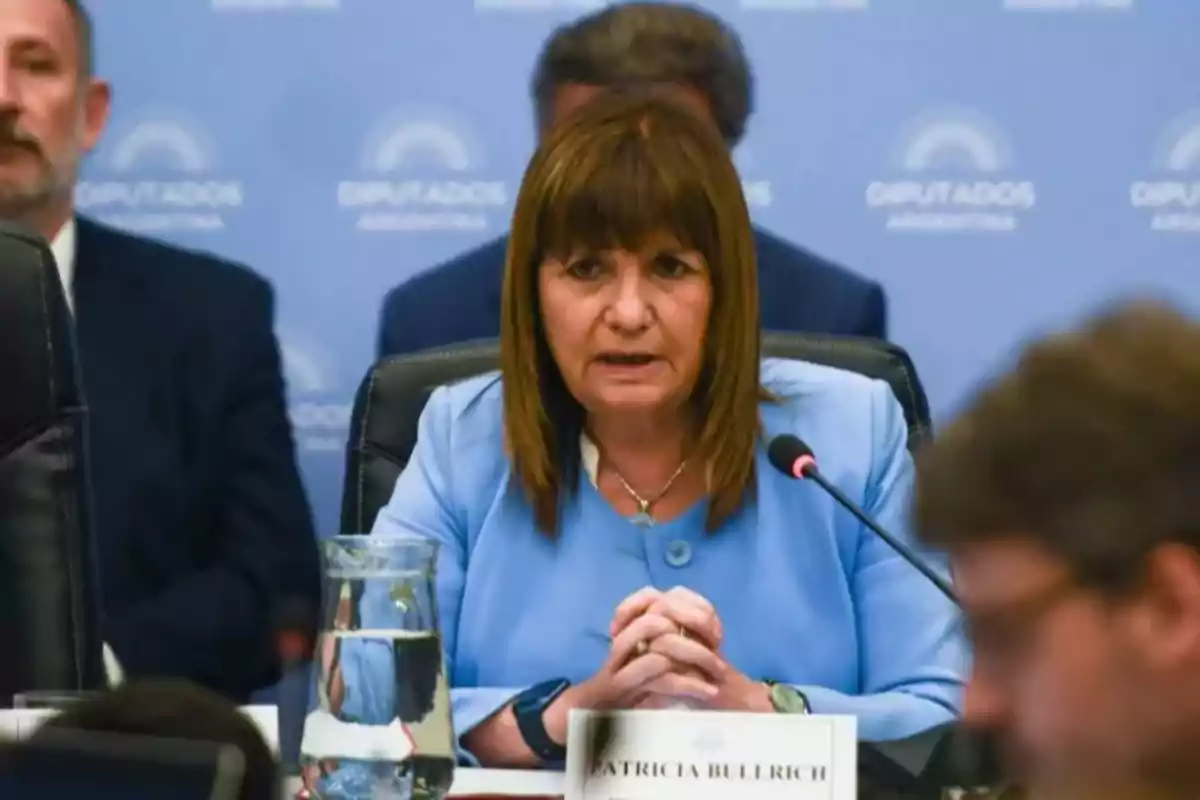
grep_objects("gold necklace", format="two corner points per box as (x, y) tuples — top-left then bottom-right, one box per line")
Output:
(610, 461), (687, 528)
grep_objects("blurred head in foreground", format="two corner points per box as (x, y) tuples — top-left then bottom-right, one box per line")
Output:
(915, 300), (1200, 800)
(33, 679), (278, 800)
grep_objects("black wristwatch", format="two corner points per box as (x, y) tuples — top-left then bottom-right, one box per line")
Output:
(512, 678), (571, 762)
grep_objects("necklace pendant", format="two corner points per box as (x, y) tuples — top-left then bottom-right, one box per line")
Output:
(630, 511), (655, 528)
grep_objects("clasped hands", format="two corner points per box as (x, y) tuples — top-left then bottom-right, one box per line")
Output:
(581, 586), (771, 713)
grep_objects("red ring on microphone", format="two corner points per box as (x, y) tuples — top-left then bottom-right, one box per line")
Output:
(792, 454), (817, 479)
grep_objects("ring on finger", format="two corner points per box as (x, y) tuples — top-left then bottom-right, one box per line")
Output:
(635, 640), (648, 656)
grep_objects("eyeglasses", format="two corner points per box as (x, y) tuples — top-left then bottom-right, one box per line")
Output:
(963, 578), (1085, 672)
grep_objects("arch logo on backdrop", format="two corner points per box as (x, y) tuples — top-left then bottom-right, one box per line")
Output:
(865, 107), (1035, 234)
(277, 330), (353, 453)
(734, 145), (773, 209)
(76, 111), (244, 234)
(337, 109), (509, 234)
(1131, 110), (1200, 234)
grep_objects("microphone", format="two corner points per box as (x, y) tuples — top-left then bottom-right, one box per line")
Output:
(768, 434), (1007, 793)
(766, 434), (958, 605)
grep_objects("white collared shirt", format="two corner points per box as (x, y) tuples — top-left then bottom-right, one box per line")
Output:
(48, 217), (76, 313)
(581, 434), (600, 487)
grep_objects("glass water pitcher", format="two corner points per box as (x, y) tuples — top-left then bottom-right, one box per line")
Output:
(300, 535), (455, 800)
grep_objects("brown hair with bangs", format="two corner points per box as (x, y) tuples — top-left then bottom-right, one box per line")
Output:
(500, 89), (762, 538)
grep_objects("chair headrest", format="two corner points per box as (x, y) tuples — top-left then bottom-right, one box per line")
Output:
(0, 223), (78, 456)
(340, 334), (933, 533)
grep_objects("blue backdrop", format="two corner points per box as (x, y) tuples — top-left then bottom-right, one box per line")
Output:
(82, 0), (1200, 536)
(81, 0), (1199, 758)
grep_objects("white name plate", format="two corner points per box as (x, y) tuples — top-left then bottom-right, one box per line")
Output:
(0, 704), (280, 755)
(565, 710), (856, 800)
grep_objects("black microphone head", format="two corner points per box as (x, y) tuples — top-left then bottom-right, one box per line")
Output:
(767, 434), (815, 478)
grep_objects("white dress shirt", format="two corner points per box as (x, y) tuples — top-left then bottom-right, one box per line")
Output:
(48, 218), (75, 313)
(48, 218), (123, 688)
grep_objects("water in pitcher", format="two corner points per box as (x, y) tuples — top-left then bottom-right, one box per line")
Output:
(301, 537), (455, 800)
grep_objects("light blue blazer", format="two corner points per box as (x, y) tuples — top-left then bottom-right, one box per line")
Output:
(351, 359), (966, 760)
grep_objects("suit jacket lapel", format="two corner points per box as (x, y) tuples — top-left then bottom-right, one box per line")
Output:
(71, 218), (154, 422)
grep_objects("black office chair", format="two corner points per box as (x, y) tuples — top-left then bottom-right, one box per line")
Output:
(340, 333), (932, 533)
(0, 223), (105, 702)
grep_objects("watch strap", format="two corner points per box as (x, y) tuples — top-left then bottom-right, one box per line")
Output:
(513, 679), (570, 762)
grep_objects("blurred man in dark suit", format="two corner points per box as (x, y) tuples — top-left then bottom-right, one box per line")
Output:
(915, 301), (1200, 800)
(378, 1), (887, 358)
(0, 0), (320, 701)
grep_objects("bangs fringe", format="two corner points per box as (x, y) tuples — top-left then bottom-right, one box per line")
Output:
(535, 133), (721, 260)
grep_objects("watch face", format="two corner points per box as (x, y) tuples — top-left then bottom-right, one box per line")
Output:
(769, 683), (809, 714)
(519, 679), (569, 713)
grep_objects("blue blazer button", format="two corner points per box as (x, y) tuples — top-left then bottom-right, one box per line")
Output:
(665, 540), (692, 567)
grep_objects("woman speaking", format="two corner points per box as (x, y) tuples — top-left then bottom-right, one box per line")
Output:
(350, 90), (964, 767)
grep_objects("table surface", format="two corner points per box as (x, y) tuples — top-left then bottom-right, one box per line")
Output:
(283, 768), (563, 798)
(4, 707), (562, 799)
